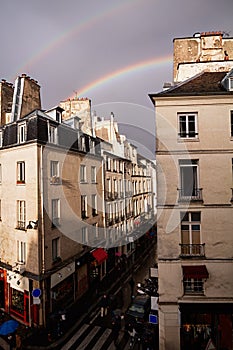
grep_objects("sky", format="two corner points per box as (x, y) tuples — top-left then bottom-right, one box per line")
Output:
(1, 0), (233, 157)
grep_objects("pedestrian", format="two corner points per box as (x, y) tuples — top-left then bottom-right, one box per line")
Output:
(129, 277), (135, 297)
(112, 315), (121, 346)
(100, 294), (109, 317)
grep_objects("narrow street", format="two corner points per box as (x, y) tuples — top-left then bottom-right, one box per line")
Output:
(60, 247), (157, 350)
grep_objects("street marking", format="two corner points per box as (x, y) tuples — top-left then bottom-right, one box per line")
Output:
(89, 309), (100, 324)
(76, 326), (100, 349)
(60, 323), (89, 350)
(94, 328), (112, 350)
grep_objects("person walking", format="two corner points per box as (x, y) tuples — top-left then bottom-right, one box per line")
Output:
(100, 294), (109, 317)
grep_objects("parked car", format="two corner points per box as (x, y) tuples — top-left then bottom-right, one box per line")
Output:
(125, 295), (151, 328)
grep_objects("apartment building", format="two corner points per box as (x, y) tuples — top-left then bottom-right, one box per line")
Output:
(150, 33), (233, 350)
(0, 92), (104, 326)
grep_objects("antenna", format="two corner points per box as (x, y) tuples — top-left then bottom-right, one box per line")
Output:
(73, 90), (78, 99)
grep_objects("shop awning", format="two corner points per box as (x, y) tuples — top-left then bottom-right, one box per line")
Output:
(182, 265), (209, 279)
(92, 248), (108, 264)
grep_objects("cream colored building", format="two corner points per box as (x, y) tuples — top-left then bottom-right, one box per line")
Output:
(150, 66), (233, 349)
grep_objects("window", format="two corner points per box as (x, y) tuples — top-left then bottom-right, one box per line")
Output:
(81, 227), (88, 244)
(229, 77), (233, 91)
(0, 164), (2, 184)
(80, 137), (86, 152)
(93, 223), (98, 239)
(90, 140), (95, 154)
(50, 161), (60, 184)
(17, 200), (26, 230)
(0, 199), (1, 220)
(0, 131), (2, 147)
(92, 194), (97, 216)
(17, 161), (25, 184)
(18, 123), (26, 143)
(17, 241), (26, 263)
(80, 165), (87, 183)
(178, 113), (198, 138)
(231, 111), (233, 137)
(49, 125), (57, 144)
(106, 157), (111, 171)
(183, 278), (204, 294)
(52, 238), (60, 261)
(180, 212), (204, 256)
(91, 166), (96, 183)
(179, 160), (202, 200)
(81, 195), (87, 219)
(52, 199), (60, 227)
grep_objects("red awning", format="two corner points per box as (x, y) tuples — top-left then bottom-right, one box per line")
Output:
(92, 248), (108, 265)
(182, 265), (209, 279)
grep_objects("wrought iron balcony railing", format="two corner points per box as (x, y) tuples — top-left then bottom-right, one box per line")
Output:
(180, 243), (205, 257)
(178, 188), (203, 202)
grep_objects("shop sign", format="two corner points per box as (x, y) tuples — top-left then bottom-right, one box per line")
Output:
(51, 262), (75, 288)
(7, 271), (29, 292)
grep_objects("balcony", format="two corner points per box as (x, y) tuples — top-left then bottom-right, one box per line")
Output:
(178, 188), (203, 202)
(105, 192), (114, 201)
(16, 221), (26, 230)
(180, 243), (205, 258)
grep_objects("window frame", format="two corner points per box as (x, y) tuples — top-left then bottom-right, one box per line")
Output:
(80, 164), (87, 183)
(91, 166), (97, 183)
(92, 194), (97, 216)
(81, 227), (88, 244)
(0, 130), (3, 148)
(179, 159), (199, 198)
(51, 199), (60, 227)
(52, 237), (60, 261)
(81, 195), (88, 219)
(48, 124), (58, 144)
(17, 240), (26, 263)
(18, 122), (26, 144)
(178, 113), (198, 139)
(17, 161), (25, 184)
(231, 111), (233, 137)
(17, 200), (26, 230)
(183, 277), (204, 294)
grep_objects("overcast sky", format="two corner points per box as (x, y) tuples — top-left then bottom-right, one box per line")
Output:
(1, 0), (233, 156)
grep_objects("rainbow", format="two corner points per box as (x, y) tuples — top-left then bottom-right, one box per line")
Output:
(15, 0), (142, 76)
(70, 54), (173, 98)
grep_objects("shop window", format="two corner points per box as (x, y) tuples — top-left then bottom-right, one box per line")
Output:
(11, 288), (24, 316)
(17, 161), (25, 184)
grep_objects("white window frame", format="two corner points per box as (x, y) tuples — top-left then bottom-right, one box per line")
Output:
(17, 241), (26, 263)
(183, 278), (204, 294)
(49, 124), (57, 144)
(80, 165), (87, 183)
(91, 166), (97, 183)
(18, 123), (26, 144)
(179, 160), (199, 198)
(178, 113), (198, 139)
(17, 161), (25, 184)
(17, 200), (26, 230)
(52, 199), (60, 227)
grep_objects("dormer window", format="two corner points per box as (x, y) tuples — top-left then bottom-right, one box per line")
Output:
(49, 124), (58, 144)
(18, 122), (26, 144)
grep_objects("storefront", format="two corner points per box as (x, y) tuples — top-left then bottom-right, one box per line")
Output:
(50, 262), (75, 313)
(180, 303), (233, 350)
(7, 271), (30, 324)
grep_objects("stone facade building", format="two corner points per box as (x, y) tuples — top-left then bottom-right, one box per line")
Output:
(150, 33), (233, 350)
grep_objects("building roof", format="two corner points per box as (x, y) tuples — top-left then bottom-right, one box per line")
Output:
(149, 70), (233, 101)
